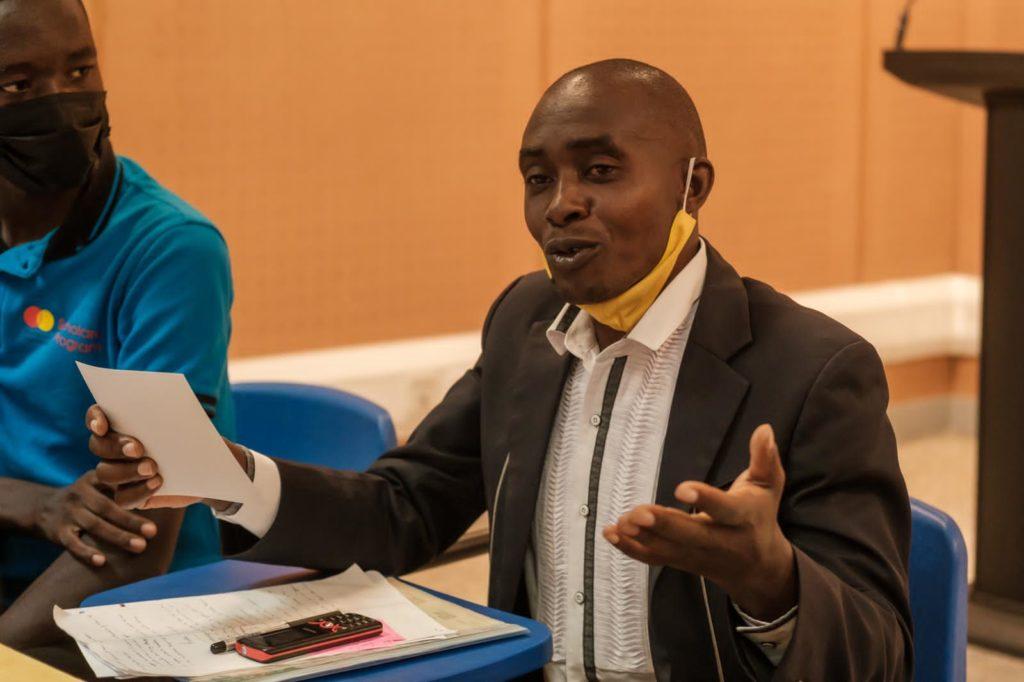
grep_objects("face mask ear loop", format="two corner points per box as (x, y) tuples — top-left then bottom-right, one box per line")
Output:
(681, 156), (696, 214)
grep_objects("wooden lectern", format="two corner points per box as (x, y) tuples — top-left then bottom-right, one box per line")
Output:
(885, 50), (1024, 657)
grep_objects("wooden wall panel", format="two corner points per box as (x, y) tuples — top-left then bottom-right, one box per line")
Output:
(859, 0), (965, 282)
(884, 357), (980, 403)
(543, 0), (864, 292)
(91, 0), (544, 356)
(82, 1), (1007, 357)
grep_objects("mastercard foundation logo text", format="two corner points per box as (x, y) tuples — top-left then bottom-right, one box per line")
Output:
(23, 306), (55, 332)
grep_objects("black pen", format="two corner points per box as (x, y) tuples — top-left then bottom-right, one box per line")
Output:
(209, 626), (283, 655)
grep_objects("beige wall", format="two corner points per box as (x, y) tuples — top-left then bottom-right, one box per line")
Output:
(83, 0), (1024, 358)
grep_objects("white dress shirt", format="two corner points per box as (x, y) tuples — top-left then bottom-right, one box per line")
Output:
(524, 240), (794, 680)
(216, 240), (796, 678)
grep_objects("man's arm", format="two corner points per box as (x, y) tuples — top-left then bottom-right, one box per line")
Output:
(221, 361), (488, 575)
(773, 339), (912, 680)
(0, 507), (183, 650)
(0, 477), (56, 534)
(94, 276), (525, 576)
(218, 276), (525, 573)
(90, 360), (487, 576)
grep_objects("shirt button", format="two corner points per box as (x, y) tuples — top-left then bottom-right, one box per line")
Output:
(590, 414), (601, 427)
(574, 591), (585, 605)
(579, 505), (589, 517)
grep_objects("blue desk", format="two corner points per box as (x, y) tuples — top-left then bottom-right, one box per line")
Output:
(83, 559), (551, 681)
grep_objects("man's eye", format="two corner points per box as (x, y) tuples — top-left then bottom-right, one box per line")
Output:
(526, 174), (552, 186)
(586, 164), (618, 179)
(69, 66), (93, 80)
(0, 80), (30, 94)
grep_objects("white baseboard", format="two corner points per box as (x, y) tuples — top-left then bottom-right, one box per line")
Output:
(230, 333), (480, 437)
(229, 273), (982, 436)
(791, 273), (980, 363)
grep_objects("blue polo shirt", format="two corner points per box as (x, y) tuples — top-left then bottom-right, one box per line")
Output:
(0, 155), (233, 593)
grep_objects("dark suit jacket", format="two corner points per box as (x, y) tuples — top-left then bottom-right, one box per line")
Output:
(225, 243), (912, 681)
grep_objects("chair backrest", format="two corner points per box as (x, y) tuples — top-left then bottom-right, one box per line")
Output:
(231, 382), (397, 472)
(909, 497), (968, 682)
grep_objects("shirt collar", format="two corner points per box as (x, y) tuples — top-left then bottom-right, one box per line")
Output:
(0, 227), (59, 278)
(0, 148), (120, 278)
(547, 238), (709, 362)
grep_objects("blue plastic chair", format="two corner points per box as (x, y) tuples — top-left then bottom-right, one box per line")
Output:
(232, 382), (397, 472)
(909, 497), (968, 682)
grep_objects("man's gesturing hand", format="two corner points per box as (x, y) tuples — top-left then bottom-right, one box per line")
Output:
(603, 423), (797, 620)
(86, 404), (244, 511)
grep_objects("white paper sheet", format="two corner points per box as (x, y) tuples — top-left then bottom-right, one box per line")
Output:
(187, 579), (526, 682)
(54, 566), (454, 679)
(76, 362), (254, 501)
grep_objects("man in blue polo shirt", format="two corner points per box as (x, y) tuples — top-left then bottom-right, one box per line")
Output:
(0, 0), (232, 647)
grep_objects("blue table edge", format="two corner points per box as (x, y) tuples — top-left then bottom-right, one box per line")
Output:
(81, 558), (552, 681)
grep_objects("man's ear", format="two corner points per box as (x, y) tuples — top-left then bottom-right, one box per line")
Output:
(683, 158), (715, 214)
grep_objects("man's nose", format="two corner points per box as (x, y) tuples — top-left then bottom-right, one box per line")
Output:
(34, 77), (66, 97)
(545, 179), (589, 227)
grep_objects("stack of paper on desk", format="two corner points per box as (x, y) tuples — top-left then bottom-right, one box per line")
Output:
(54, 565), (526, 680)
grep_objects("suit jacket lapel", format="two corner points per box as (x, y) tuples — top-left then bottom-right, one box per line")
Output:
(489, 316), (573, 610)
(655, 243), (753, 508)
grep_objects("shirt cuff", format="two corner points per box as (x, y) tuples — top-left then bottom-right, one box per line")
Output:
(213, 449), (281, 538)
(733, 602), (798, 667)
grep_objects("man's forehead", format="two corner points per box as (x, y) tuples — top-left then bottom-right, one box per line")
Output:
(0, 0), (92, 56)
(521, 94), (673, 153)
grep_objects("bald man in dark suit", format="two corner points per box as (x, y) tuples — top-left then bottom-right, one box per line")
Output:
(91, 60), (912, 681)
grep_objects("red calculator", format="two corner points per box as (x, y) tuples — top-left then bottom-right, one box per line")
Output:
(235, 611), (384, 663)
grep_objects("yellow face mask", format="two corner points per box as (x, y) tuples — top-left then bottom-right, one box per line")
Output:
(546, 157), (698, 333)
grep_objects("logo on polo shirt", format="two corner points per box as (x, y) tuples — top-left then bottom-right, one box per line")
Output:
(23, 305), (102, 353)
(23, 306), (55, 332)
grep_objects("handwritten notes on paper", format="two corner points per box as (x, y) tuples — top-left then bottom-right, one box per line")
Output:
(55, 566), (453, 679)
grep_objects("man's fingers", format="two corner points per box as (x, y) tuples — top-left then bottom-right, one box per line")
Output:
(605, 528), (661, 565)
(85, 405), (108, 437)
(747, 423), (782, 487)
(142, 495), (203, 509)
(638, 504), (723, 549)
(85, 490), (158, 538)
(95, 459), (159, 488)
(73, 507), (147, 553)
(89, 433), (145, 461)
(624, 505), (658, 530)
(606, 526), (695, 568)
(675, 482), (747, 525)
(89, 433), (144, 461)
(113, 477), (163, 509)
(89, 433), (121, 460)
(58, 527), (106, 567)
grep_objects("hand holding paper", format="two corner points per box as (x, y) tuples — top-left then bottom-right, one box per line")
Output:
(78, 363), (253, 505)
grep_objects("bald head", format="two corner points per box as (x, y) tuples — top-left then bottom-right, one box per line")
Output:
(534, 58), (706, 157)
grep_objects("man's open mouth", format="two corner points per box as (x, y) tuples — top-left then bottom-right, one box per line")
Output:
(544, 239), (601, 271)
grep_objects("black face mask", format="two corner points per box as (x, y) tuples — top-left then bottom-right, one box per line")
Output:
(0, 91), (111, 195)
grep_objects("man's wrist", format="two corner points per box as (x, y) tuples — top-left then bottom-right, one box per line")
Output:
(13, 480), (58, 537)
(728, 535), (798, 621)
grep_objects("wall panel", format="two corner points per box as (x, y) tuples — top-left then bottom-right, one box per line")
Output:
(91, 0), (544, 356)
(81, 0), (1010, 357)
(543, 0), (864, 292)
